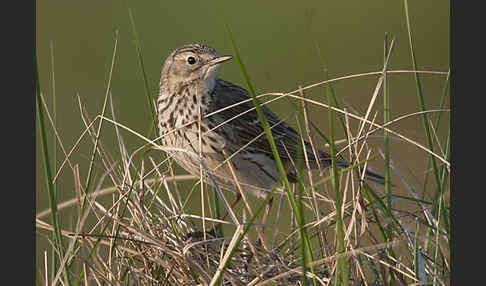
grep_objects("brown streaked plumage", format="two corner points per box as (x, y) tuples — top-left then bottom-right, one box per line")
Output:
(157, 44), (386, 226)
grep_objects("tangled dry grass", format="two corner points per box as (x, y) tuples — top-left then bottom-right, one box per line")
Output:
(36, 18), (449, 284)
(36, 61), (449, 285)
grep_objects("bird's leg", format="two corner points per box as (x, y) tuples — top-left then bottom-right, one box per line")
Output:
(258, 196), (274, 244)
(220, 193), (242, 221)
(212, 193), (241, 236)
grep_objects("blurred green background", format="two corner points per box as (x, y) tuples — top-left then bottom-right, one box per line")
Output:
(36, 0), (449, 271)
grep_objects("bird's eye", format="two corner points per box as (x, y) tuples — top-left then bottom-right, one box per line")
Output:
(187, 56), (196, 65)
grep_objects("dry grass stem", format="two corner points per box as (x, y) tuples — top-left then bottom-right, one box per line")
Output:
(37, 65), (449, 285)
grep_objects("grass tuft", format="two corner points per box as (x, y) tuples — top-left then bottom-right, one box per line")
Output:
(36, 10), (449, 285)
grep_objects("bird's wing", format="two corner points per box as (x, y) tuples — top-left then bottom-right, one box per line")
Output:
(210, 79), (387, 185)
(210, 79), (306, 160)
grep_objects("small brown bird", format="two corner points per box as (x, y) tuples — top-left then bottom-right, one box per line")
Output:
(157, 44), (385, 231)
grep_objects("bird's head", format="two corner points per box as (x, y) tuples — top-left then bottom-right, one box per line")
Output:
(160, 43), (232, 94)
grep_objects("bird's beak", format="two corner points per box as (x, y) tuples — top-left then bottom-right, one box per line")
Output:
(206, 55), (232, 66)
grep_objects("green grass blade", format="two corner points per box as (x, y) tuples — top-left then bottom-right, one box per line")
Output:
(327, 86), (348, 286)
(69, 31), (119, 286)
(423, 68), (450, 204)
(212, 185), (223, 237)
(440, 132), (450, 234)
(403, 0), (443, 207)
(413, 219), (420, 282)
(432, 130), (450, 283)
(49, 40), (60, 283)
(314, 43), (369, 187)
(383, 33), (392, 213)
(127, 7), (158, 136)
(224, 25), (290, 219)
(36, 55), (68, 282)
(294, 100), (318, 285)
(83, 30), (119, 196)
(432, 179), (444, 285)
(361, 184), (388, 243)
(382, 33), (397, 284)
(49, 41), (58, 206)
(315, 43), (348, 139)
(388, 194), (432, 205)
(36, 56), (61, 246)
(404, 5), (449, 274)
(225, 23), (316, 284)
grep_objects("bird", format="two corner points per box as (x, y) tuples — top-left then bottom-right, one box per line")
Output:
(157, 43), (386, 237)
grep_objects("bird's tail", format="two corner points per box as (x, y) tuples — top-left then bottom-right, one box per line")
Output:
(315, 150), (387, 186)
(300, 141), (388, 186)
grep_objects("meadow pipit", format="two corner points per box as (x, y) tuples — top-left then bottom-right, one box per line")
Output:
(157, 44), (385, 234)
